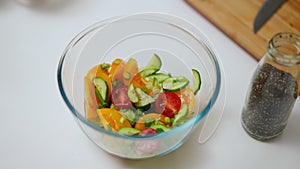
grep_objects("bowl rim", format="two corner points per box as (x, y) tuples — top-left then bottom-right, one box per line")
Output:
(57, 12), (222, 139)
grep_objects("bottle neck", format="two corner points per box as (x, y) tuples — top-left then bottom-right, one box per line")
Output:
(267, 32), (300, 67)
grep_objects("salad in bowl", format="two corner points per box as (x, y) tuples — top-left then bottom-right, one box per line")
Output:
(84, 54), (201, 137)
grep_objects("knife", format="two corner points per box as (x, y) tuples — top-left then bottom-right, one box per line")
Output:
(253, 0), (286, 33)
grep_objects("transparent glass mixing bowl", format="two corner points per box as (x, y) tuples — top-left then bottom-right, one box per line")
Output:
(57, 13), (225, 159)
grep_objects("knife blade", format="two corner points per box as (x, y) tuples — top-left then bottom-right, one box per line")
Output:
(253, 0), (286, 33)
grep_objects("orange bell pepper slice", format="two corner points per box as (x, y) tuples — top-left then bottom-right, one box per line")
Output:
(111, 58), (140, 86)
(123, 58), (139, 86)
(111, 59), (126, 84)
(109, 58), (123, 80)
(132, 73), (148, 90)
(97, 108), (131, 132)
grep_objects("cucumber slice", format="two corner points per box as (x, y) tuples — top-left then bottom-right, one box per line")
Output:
(152, 77), (159, 87)
(93, 77), (108, 106)
(139, 54), (162, 77)
(134, 88), (155, 108)
(145, 77), (159, 91)
(145, 53), (162, 70)
(121, 109), (136, 125)
(128, 83), (139, 103)
(118, 127), (141, 136)
(146, 73), (171, 83)
(95, 89), (107, 108)
(191, 69), (201, 95)
(150, 124), (170, 132)
(162, 76), (189, 92)
(139, 67), (159, 77)
(173, 103), (188, 126)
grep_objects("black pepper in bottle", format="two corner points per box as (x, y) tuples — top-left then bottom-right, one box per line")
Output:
(241, 32), (300, 141)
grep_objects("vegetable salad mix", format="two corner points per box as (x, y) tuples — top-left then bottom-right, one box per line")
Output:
(84, 54), (201, 136)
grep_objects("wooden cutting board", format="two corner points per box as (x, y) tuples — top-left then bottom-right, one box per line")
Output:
(185, 0), (300, 61)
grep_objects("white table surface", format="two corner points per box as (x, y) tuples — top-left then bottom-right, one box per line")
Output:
(1, 0), (300, 168)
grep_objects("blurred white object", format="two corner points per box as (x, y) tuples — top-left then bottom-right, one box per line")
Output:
(15, 0), (40, 5)
(15, 0), (67, 9)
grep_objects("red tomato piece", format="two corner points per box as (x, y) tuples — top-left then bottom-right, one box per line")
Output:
(139, 128), (158, 136)
(155, 92), (181, 118)
(112, 85), (132, 109)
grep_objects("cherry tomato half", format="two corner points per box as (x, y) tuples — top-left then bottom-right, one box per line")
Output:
(112, 85), (132, 110)
(139, 128), (157, 136)
(155, 91), (181, 118)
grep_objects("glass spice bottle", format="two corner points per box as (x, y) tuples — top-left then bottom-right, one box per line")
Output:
(241, 32), (300, 141)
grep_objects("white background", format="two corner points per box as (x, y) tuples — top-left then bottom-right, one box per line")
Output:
(1, 0), (300, 169)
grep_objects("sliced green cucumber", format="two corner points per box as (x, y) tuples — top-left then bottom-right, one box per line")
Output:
(139, 67), (159, 77)
(118, 127), (140, 136)
(173, 103), (188, 126)
(152, 77), (159, 87)
(121, 109), (136, 124)
(162, 76), (189, 92)
(95, 89), (107, 108)
(146, 73), (171, 83)
(145, 53), (162, 70)
(128, 83), (139, 103)
(191, 69), (201, 95)
(145, 77), (159, 91)
(134, 88), (155, 108)
(139, 54), (162, 77)
(93, 77), (108, 107)
(150, 124), (170, 132)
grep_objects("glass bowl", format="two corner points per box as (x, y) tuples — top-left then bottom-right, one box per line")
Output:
(57, 13), (224, 159)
